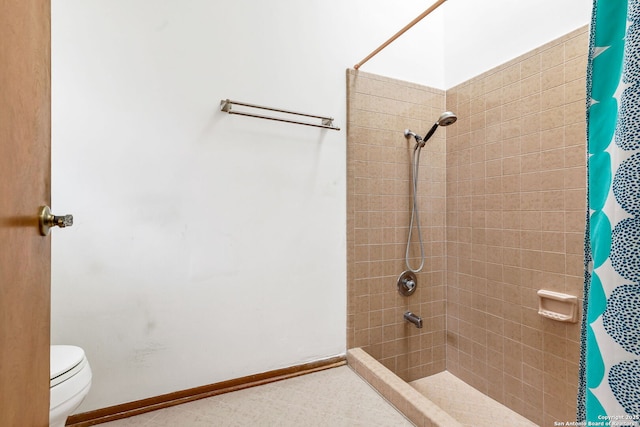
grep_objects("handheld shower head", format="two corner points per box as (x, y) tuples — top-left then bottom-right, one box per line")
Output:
(421, 111), (458, 144)
(437, 111), (457, 127)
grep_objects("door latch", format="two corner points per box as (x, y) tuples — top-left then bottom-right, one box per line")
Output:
(39, 206), (73, 236)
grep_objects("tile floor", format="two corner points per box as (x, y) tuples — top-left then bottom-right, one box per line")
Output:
(410, 371), (537, 427)
(98, 366), (414, 426)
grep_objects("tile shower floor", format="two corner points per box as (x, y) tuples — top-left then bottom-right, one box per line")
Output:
(98, 365), (413, 427)
(410, 371), (537, 427)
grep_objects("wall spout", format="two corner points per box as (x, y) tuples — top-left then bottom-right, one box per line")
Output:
(403, 311), (423, 328)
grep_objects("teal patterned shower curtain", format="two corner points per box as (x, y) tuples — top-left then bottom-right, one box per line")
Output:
(578, 0), (640, 424)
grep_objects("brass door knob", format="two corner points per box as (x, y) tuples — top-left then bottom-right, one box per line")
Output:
(39, 206), (73, 236)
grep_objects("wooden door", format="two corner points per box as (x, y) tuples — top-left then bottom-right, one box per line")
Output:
(0, 1), (51, 425)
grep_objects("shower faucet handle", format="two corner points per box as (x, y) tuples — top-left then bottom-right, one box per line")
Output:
(397, 270), (418, 296)
(406, 280), (416, 292)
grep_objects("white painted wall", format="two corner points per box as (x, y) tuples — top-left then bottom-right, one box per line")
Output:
(50, 0), (445, 411)
(443, 0), (592, 87)
(50, 0), (592, 413)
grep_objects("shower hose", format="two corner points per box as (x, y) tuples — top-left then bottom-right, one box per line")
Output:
(405, 143), (426, 273)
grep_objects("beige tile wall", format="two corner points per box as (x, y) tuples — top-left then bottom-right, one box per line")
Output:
(445, 26), (588, 425)
(347, 25), (588, 425)
(346, 70), (448, 381)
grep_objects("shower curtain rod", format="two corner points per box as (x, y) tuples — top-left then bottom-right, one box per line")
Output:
(353, 0), (447, 70)
(220, 99), (340, 131)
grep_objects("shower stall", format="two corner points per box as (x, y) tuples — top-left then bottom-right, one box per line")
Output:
(346, 24), (589, 426)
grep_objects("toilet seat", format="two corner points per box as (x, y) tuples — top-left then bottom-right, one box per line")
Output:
(50, 345), (86, 387)
(49, 345), (92, 427)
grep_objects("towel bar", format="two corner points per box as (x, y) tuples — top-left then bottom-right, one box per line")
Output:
(220, 99), (340, 131)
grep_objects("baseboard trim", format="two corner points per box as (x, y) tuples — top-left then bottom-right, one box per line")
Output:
(66, 355), (346, 427)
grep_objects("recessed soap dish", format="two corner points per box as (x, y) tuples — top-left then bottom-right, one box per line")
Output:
(537, 290), (579, 323)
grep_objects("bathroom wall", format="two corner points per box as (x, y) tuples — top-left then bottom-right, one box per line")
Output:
(346, 70), (448, 380)
(50, 0), (448, 412)
(443, 0), (592, 87)
(50, 0), (591, 415)
(445, 27), (588, 425)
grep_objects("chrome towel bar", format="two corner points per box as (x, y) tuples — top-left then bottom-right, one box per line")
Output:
(220, 99), (340, 131)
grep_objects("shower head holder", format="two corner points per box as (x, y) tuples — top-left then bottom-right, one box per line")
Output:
(404, 129), (422, 142)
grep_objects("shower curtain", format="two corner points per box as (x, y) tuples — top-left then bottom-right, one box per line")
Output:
(578, 0), (640, 424)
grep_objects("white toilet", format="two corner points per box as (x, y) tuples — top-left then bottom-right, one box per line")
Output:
(50, 345), (92, 427)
